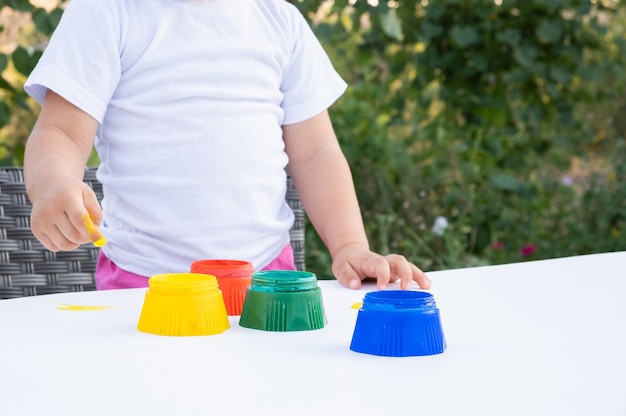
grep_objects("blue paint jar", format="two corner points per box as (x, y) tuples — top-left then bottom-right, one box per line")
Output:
(350, 290), (446, 357)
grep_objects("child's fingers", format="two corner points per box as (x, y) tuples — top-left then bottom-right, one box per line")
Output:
(358, 255), (391, 290)
(411, 263), (431, 289)
(33, 229), (67, 252)
(384, 254), (413, 290)
(333, 261), (363, 289)
(45, 215), (84, 251)
(333, 252), (429, 291)
(63, 200), (104, 248)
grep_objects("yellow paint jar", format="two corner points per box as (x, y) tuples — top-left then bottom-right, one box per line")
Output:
(137, 273), (230, 336)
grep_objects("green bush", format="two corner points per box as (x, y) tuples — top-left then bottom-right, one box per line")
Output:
(295, 0), (626, 275)
(0, 0), (65, 165)
(1, 1), (625, 277)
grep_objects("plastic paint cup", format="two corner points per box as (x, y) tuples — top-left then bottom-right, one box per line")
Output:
(239, 270), (327, 332)
(349, 290), (446, 357)
(137, 273), (230, 336)
(190, 259), (254, 316)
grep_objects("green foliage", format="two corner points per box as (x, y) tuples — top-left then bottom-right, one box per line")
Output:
(1, 0), (626, 276)
(31, 6), (63, 35)
(0, 0), (32, 12)
(0, 1), (66, 166)
(295, 0), (626, 275)
(11, 46), (42, 76)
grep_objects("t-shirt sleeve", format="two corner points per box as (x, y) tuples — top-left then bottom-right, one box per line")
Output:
(279, 8), (347, 125)
(24, 0), (122, 124)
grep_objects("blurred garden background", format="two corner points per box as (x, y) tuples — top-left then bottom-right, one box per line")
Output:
(1, 0), (625, 277)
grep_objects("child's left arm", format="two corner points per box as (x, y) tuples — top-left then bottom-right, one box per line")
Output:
(283, 110), (430, 290)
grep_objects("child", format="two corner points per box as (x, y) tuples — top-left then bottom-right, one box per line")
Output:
(23, 0), (431, 291)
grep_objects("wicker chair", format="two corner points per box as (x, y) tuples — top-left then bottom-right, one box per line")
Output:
(0, 167), (306, 299)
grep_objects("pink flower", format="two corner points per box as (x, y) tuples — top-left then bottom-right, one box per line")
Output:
(491, 241), (504, 250)
(519, 244), (537, 257)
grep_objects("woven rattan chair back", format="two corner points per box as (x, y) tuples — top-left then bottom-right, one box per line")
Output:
(0, 167), (305, 299)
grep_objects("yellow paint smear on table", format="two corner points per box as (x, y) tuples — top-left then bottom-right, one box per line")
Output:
(56, 303), (117, 312)
(351, 302), (363, 309)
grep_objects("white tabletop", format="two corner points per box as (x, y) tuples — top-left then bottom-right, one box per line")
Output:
(1, 252), (625, 416)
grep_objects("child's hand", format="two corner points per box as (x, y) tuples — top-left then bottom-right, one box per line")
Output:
(331, 243), (431, 290)
(29, 179), (103, 252)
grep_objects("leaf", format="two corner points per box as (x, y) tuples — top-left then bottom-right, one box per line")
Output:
(512, 43), (538, 68)
(489, 172), (520, 191)
(495, 28), (522, 46)
(0, 53), (7, 71)
(467, 52), (488, 72)
(575, 1), (592, 16)
(0, 75), (14, 92)
(476, 105), (508, 127)
(32, 8), (63, 36)
(502, 68), (531, 84)
(535, 20), (563, 44)
(449, 25), (480, 48)
(578, 65), (602, 83)
(420, 21), (444, 38)
(549, 65), (571, 85)
(0, 100), (9, 129)
(49, 7), (64, 26)
(375, 113), (391, 127)
(532, 62), (548, 80)
(11, 46), (42, 77)
(8, 0), (32, 12)
(424, 3), (446, 20)
(380, 11), (403, 41)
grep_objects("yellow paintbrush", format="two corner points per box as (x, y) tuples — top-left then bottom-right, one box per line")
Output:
(82, 213), (107, 247)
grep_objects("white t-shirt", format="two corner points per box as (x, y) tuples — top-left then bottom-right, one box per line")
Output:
(25, 0), (347, 276)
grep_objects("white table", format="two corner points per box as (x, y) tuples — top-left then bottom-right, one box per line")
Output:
(1, 252), (625, 416)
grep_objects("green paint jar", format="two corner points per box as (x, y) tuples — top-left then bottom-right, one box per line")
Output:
(239, 270), (327, 331)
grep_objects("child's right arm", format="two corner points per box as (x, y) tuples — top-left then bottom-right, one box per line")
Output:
(24, 90), (101, 252)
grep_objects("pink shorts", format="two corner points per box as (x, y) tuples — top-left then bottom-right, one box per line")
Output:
(95, 244), (296, 290)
